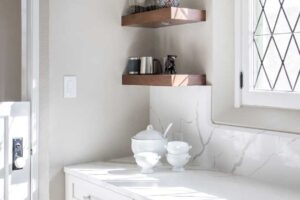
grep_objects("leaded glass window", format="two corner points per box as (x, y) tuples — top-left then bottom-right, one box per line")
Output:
(253, 0), (300, 92)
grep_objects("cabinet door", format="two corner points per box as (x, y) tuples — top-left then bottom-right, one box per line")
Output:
(0, 103), (31, 200)
(65, 174), (133, 200)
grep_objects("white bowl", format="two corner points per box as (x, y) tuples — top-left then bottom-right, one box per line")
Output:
(131, 138), (167, 157)
(134, 152), (161, 174)
(167, 153), (191, 172)
(166, 141), (192, 155)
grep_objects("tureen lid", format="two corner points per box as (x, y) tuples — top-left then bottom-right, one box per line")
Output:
(133, 125), (164, 140)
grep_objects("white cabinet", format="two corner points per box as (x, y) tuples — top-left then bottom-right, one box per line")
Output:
(65, 174), (133, 200)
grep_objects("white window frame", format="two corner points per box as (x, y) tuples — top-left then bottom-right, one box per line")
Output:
(235, 0), (300, 110)
(24, 0), (40, 200)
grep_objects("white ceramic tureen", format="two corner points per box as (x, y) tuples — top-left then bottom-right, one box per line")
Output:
(131, 123), (173, 157)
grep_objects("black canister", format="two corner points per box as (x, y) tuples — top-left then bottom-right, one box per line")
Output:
(127, 57), (141, 74)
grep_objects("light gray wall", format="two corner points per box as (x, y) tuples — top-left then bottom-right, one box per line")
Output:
(0, 0), (21, 101)
(48, 1), (152, 200)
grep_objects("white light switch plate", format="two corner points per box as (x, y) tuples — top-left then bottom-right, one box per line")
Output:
(64, 76), (77, 98)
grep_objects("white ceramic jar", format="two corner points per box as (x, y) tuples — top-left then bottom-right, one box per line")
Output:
(167, 153), (191, 172)
(166, 141), (192, 154)
(134, 152), (161, 173)
(131, 124), (171, 157)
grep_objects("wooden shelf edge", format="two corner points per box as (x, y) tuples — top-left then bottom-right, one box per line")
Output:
(122, 74), (207, 87)
(122, 7), (206, 28)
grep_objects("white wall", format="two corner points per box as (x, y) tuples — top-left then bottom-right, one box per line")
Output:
(48, 1), (153, 200)
(0, 0), (21, 101)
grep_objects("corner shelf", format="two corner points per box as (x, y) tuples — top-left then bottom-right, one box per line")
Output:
(122, 74), (206, 86)
(122, 7), (206, 28)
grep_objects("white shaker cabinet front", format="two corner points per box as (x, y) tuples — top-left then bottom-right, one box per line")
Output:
(65, 174), (133, 200)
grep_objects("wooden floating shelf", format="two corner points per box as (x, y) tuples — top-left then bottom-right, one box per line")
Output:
(122, 7), (206, 28)
(122, 74), (206, 86)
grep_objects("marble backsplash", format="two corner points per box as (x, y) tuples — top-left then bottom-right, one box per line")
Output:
(150, 86), (300, 190)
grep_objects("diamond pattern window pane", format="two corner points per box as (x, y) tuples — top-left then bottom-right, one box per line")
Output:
(253, 0), (300, 92)
(283, 0), (300, 29)
(273, 69), (292, 91)
(274, 10), (292, 33)
(285, 36), (300, 87)
(255, 13), (271, 35)
(256, 67), (272, 90)
(273, 34), (291, 57)
(264, 0), (280, 30)
(254, 35), (271, 57)
(263, 40), (282, 86)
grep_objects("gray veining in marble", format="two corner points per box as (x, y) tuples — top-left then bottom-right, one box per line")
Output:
(150, 86), (300, 190)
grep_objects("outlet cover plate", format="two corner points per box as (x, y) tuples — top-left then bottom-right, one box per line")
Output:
(64, 76), (77, 98)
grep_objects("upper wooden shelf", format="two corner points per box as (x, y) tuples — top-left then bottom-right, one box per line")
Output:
(122, 7), (206, 28)
(122, 74), (206, 87)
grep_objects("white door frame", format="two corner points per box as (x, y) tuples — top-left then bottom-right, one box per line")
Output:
(25, 0), (40, 200)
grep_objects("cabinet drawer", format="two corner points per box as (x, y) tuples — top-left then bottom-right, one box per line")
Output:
(69, 175), (132, 200)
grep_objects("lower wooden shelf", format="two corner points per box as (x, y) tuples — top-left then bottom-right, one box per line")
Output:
(122, 74), (206, 86)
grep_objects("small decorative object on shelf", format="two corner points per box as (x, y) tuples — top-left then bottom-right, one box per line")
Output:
(157, 0), (181, 8)
(146, 0), (158, 11)
(126, 56), (162, 75)
(128, 0), (158, 14)
(126, 57), (141, 74)
(165, 55), (177, 74)
(127, 0), (182, 15)
(128, 0), (146, 14)
(140, 57), (162, 74)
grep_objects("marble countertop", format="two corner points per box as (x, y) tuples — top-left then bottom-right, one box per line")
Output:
(64, 158), (300, 200)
